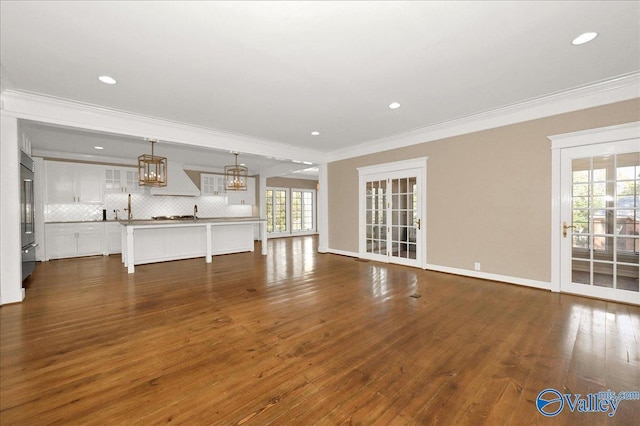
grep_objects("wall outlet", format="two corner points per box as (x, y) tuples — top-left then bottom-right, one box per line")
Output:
(474, 262), (481, 271)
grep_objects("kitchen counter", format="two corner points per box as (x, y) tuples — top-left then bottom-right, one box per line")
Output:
(119, 217), (267, 273)
(119, 216), (265, 225)
(45, 220), (123, 224)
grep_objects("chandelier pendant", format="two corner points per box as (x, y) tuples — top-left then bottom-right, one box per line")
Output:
(138, 139), (167, 187)
(225, 152), (248, 191)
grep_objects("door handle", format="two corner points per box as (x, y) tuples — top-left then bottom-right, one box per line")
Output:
(562, 221), (575, 238)
(415, 218), (421, 230)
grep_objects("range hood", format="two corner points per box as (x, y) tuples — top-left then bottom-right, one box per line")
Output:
(150, 161), (200, 197)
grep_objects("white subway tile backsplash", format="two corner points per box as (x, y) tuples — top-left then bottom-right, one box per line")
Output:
(45, 193), (253, 222)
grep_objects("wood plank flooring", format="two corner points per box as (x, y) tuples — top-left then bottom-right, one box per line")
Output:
(1, 236), (639, 425)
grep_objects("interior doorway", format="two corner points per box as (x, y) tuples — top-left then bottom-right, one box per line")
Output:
(551, 123), (639, 305)
(358, 158), (427, 268)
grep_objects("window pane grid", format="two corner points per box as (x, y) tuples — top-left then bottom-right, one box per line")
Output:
(571, 153), (639, 293)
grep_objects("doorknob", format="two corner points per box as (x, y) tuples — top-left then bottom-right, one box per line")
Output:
(415, 218), (421, 230)
(562, 221), (575, 238)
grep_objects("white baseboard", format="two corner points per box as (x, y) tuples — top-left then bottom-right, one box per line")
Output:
(323, 248), (551, 291)
(425, 264), (551, 291)
(326, 248), (359, 258)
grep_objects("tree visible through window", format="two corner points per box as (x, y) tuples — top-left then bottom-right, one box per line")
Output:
(292, 190), (314, 232)
(266, 189), (288, 233)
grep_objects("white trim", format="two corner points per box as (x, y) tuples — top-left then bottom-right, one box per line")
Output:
(549, 121), (640, 149)
(1, 90), (328, 165)
(357, 157), (429, 175)
(550, 147), (562, 292)
(549, 122), (640, 300)
(317, 163), (329, 253)
(326, 248), (359, 258)
(328, 72), (640, 162)
(319, 253), (553, 291)
(0, 114), (25, 305)
(358, 157), (428, 269)
(426, 264), (551, 291)
(3, 74), (637, 167)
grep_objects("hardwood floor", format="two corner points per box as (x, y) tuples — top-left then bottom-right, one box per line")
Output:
(1, 236), (639, 425)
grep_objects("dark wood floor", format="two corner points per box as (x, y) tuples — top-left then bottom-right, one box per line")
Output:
(1, 236), (639, 425)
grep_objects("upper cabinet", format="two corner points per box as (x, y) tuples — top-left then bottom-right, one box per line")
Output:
(227, 176), (256, 205)
(105, 167), (142, 194)
(46, 161), (104, 204)
(200, 174), (226, 196)
(200, 174), (255, 205)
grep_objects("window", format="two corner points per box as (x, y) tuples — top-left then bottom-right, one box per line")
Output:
(266, 188), (288, 233)
(266, 187), (316, 236)
(292, 190), (315, 232)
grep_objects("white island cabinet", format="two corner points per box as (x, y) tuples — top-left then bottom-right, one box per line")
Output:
(120, 217), (267, 273)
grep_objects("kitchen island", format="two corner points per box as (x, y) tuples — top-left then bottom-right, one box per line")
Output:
(120, 217), (267, 273)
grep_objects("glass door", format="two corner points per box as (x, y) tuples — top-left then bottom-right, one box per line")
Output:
(361, 168), (423, 268)
(390, 176), (419, 265)
(266, 188), (288, 234)
(560, 140), (639, 304)
(364, 178), (388, 262)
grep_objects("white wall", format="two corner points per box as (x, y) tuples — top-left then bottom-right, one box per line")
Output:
(0, 113), (24, 304)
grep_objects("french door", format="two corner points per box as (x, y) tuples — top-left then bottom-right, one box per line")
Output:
(359, 159), (426, 268)
(560, 139), (639, 304)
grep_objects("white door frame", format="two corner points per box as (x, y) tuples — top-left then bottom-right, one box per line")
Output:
(549, 121), (640, 294)
(357, 157), (428, 268)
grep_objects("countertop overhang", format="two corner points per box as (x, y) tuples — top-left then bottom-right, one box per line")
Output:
(119, 217), (265, 226)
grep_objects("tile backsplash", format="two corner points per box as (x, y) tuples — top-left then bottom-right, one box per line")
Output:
(45, 193), (254, 222)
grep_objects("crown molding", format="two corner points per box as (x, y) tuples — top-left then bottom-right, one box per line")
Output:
(1, 89), (328, 165)
(2, 72), (638, 167)
(325, 72), (640, 163)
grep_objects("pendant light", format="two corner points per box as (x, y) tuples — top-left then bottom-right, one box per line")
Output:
(138, 139), (167, 187)
(225, 152), (248, 191)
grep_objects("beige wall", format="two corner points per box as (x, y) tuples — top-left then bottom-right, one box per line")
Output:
(327, 99), (640, 283)
(267, 176), (318, 190)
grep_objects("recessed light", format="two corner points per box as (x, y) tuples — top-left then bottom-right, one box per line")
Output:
(94, 146), (104, 150)
(311, 131), (320, 136)
(571, 32), (598, 45)
(389, 102), (401, 109)
(98, 75), (117, 85)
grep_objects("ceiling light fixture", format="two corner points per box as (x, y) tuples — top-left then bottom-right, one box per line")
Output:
(389, 102), (401, 109)
(225, 152), (248, 191)
(94, 146), (104, 150)
(571, 32), (598, 45)
(138, 139), (167, 187)
(98, 75), (117, 85)
(311, 131), (320, 136)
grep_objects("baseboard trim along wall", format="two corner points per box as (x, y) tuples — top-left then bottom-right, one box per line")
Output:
(326, 248), (359, 258)
(325, 248), (551, 291)
(425, 264), (551, 291)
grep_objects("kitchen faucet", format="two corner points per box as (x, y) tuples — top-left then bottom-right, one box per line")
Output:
(124, 194), (133, 220)
(194, 204), (198, 220)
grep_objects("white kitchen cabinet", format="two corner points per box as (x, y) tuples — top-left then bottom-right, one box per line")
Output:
(105, 167), (142, 194)
(46, 161), (104, 204)
(105, 222), (122, 254)
(45, 223), (104, 260)
(200, 173), (226, 196)
(227, 176), (255, 205)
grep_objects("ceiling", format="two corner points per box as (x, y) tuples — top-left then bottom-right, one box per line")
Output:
(1, 1), (639, 173)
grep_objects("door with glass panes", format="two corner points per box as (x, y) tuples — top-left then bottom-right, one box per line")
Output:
(560, 139), (639, 305)
(361, 168), (424, 268)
